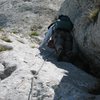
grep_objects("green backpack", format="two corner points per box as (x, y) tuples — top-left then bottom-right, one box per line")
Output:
(54, 15), (73, 32)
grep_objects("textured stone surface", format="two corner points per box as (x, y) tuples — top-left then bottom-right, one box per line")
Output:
(0, 0), (64, 36)
(0, 34), (98, 100)
(0, 0), (100, 99)
(59, 0), (100, 77)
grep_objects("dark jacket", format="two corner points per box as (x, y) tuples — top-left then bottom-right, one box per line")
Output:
(48, 15), (73, 32)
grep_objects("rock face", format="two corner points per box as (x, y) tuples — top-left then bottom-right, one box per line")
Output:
(0, 0), (64, 36)
(0, 33), (98, 100)
(0, 0), (100, 100)
(59, 0), (100, 77)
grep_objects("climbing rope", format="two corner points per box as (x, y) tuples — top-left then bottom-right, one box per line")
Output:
(28, 59), (46, 100)
(28, 50), (54, 100)
(28, 77), (34, 100)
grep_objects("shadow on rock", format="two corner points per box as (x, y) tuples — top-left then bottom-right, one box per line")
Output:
(0, 63), (17, 80)
(39, 48), (98, 99)
(0, 14), (8, 27)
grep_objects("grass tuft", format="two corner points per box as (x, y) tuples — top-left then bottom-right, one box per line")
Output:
(0, 44), (13, 52)
(0, 36), (12, 43)
(29, 31), (39, 37)
(87, 7), (100, 23)
(12, 29), (19, 34)
(0, 27), (4, 32)
(31, 45), (35, 48)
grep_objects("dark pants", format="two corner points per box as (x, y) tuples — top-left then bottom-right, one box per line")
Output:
(52, 29), (73, 61)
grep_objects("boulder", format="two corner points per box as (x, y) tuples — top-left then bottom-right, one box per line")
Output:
(59, 0), (100, 77)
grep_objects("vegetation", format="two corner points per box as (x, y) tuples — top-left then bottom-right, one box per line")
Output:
(87, 7), (100, 23)
(30, 25), (42, 32)
(0, 35), (12, 43)
(31, 44), (35, 48)
(12, 29), (18, 34)
(0, 27), (4, 32)
(0, 44), (13, 52)
(29, 31), (39, 37)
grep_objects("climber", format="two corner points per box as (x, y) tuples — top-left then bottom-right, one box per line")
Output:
(39, 15), (74, 61)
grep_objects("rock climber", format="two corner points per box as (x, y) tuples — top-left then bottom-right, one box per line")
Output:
(39, 15), (74, 61)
